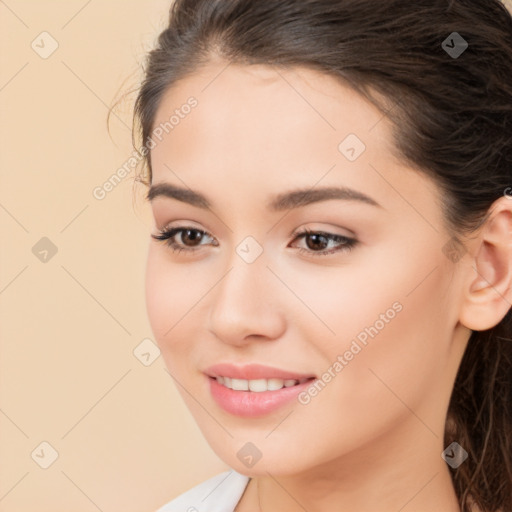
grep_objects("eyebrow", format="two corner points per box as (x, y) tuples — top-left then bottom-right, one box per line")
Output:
(146, 182), (381, 210)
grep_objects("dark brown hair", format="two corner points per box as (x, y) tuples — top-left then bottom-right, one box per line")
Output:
(134, 1), (512, 510)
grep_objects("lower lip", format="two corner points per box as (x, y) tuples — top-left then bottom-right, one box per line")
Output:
(208, 377), (315, 418)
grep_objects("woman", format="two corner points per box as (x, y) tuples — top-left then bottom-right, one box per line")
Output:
(134, 1), (512, 510)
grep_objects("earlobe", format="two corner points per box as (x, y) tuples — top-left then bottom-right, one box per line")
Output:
(459, 197), (512, 331)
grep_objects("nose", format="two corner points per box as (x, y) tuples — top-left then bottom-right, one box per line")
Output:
(207, 258), (286, 347)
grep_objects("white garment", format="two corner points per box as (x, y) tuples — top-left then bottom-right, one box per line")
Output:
(155, 470), (250, 512)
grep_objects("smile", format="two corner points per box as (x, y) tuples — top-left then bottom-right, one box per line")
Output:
(214, 376), (312, 392)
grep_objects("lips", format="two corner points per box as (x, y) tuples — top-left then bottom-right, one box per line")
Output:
(204, 363), (316, 417)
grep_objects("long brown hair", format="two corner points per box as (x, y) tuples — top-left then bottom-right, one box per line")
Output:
(134, 1), (512, 510)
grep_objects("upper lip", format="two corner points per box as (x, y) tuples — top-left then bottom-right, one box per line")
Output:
(204, 363), (316, 381)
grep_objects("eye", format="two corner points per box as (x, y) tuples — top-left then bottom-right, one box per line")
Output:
(290, 228), (358, 256)
(152, 225), (358, 257)
(151, 226), (218, 253)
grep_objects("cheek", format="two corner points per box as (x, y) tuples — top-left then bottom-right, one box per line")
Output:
(279, 267), (453, 465)
(288, 244), (454, 405)
(357, 277), (451, 400)
(145, 247), (172, 340)
(144, 247), (202, 352)
(275, 255), (407, 358)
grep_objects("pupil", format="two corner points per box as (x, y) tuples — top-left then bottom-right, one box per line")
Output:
(307, 234), (328, 250)
(183, 229), (202, 246)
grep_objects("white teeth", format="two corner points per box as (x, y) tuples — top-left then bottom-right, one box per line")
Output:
(231, 378), (249, 391)
(248, 379), (267, 392)
(267, 378), (285, 391)
(215, 376), (302, 392)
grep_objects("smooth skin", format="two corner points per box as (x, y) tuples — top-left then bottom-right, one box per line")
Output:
(144, 58), (512, 512)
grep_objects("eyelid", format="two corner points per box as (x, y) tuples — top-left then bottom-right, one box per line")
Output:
(289, 224), (355, 240)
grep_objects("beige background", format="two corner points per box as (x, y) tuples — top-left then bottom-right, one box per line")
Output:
(0, 1), (227, 511)
(1, 1), (511, 511)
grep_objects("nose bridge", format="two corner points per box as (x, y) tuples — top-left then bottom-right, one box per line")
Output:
(208, 249), (285, 343)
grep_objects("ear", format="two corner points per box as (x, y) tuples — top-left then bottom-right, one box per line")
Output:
(459, 196), (512, 331)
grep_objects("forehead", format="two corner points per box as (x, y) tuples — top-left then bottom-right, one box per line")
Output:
(151, 61), (391, 175)
(150, 61), (391, 166)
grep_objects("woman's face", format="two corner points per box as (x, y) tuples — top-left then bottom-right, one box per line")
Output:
(145, 61), (471, 476)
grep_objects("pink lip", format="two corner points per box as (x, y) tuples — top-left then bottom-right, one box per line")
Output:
(204, 363), (316, 418)
(204, 363), (315, 381)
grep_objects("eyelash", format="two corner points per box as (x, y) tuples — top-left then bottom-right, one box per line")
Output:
(151, 226), (358, 257)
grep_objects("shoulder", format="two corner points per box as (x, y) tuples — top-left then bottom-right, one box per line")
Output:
(154, 470), (250, 512)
